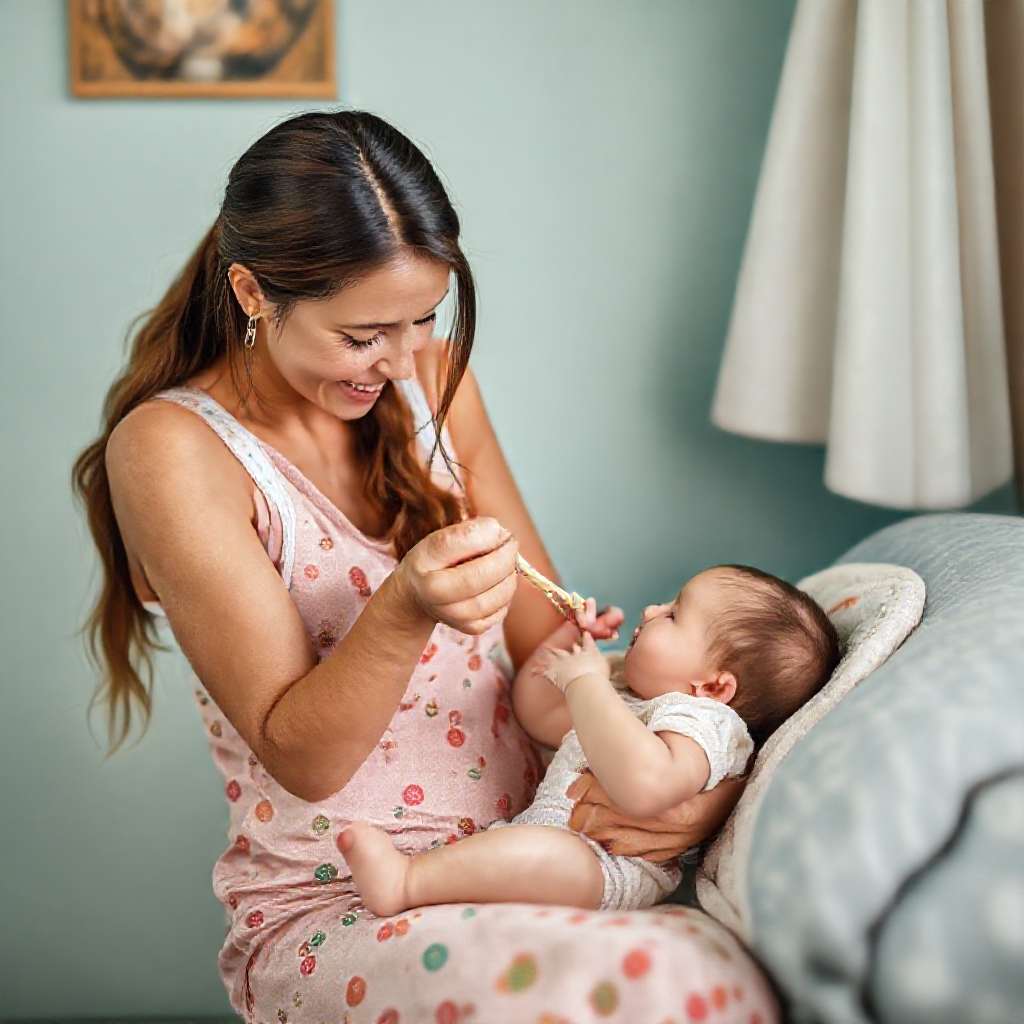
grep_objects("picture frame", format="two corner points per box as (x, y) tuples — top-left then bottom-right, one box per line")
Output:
(68, 0), (336, 100)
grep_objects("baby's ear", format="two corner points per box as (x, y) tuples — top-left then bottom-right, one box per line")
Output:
(695, 670), (737, 705)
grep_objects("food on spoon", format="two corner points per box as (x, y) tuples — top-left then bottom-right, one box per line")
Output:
(515, 555), (587, 622)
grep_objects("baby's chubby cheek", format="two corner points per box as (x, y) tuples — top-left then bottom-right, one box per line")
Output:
(623, 631), (693, 700)
(621, 641), (655, 696)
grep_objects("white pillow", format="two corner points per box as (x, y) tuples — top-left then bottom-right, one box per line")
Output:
(696, 563), (926, 940)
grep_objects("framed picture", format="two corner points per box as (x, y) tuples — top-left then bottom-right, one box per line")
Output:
(69, 0), (336, 99)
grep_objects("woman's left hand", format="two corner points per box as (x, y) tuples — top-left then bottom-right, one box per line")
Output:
(565, 770), (746, 862)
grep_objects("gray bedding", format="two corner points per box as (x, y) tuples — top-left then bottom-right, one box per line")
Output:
(745, 514), (1024, 1024)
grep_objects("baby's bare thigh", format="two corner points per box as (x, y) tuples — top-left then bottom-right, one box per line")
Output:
(481, 823), (605, 906)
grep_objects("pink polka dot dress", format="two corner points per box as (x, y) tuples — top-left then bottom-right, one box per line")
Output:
(151, 382), (778, 1024)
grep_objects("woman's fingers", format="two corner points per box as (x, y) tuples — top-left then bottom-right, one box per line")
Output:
(398, 518), (522, 632)
(432, 565), (518, 632)
(447, 606), (509, 636)
(418, 536), (518, 608)
(566, 769), (744, 858)
(417, 517), (512, 572)
(638, 842), (694, 863)
(567, 785), (667, 835)
(566, 770), (598, 805)
(662, 777), (745, 832)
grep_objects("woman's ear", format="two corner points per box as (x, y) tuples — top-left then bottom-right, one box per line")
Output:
(227, 263), (265, 317)
(694, 670), (737, 705)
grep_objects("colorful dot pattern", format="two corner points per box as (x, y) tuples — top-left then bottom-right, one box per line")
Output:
(247, 905), (776, 1022)
(155, 385), (777, 1021)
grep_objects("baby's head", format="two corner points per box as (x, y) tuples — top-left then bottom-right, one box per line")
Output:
(623, 565), (841, 744)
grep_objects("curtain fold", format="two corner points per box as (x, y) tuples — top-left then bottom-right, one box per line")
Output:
(712, 0), (1019, 510)
(986, 0), (1024, 505)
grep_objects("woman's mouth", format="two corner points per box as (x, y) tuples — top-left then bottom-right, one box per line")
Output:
(338, 379), (387, 403)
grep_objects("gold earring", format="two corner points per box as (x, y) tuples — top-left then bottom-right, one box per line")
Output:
(244, 312), (259, 350)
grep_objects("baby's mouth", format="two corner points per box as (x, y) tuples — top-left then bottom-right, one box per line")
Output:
(626, 623), (643, 652)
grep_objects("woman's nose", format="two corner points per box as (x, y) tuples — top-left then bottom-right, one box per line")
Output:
(379, 323), (431, 380)
(377, 338), (416, 380)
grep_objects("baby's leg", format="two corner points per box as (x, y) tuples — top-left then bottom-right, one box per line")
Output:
(339, 822), (605, 917)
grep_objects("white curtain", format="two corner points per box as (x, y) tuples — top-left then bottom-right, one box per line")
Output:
(712, 0), (1023, 510)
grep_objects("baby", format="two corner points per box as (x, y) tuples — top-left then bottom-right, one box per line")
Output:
(340, 565), (841, 914)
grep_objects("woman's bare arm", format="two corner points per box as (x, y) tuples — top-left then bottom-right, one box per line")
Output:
(509, 618), (579, 747)
(107, 401), (517, 802)
(444, 363), (567, 669)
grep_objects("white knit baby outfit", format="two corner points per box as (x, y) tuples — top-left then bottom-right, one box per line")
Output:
(504, 670), (754, 911)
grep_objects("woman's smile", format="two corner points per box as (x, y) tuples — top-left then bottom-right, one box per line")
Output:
(338, 379), (387, 403)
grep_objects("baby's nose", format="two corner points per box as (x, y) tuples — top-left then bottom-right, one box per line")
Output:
(641, 605), (660, 623)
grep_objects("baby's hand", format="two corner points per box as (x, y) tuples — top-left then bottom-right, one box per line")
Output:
(538, 633), (611, 694)
(575, 598), (625, 641)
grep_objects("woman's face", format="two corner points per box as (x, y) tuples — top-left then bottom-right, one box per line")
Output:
(257, 254), (451, 420)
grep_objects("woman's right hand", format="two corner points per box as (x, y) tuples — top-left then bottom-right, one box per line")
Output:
(395, 517), (519, 635)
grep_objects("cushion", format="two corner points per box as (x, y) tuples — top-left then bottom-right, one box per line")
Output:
(697, 562), (925, 937)
(869, 769), (1024, 1024)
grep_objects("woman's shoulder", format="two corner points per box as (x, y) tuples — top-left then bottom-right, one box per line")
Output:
(106, 396), (253, 515)
(106, 395), (260, 605)
(110, 396), (222, 471)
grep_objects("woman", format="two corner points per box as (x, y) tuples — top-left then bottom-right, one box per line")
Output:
(74, 112), (773, 1022)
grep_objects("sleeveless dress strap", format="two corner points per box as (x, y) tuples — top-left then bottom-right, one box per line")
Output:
(395, 377), (461, 488)
(395, 377), (437, 459)
(153, 387), (296, 588)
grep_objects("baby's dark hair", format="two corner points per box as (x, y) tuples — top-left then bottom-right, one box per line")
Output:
(707, 565), (841, 746)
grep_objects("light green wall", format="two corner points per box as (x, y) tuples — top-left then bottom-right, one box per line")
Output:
(1, 0), (1016, 1018)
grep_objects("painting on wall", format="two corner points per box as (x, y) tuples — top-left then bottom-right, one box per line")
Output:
(69, 0), (336, 99)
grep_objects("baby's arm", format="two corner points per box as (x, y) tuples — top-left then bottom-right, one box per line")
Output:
(544, 636), (712, 819)
(511, 601), (623, 749)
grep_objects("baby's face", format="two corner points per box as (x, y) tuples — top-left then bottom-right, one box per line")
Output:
(621, 569), (728, 701)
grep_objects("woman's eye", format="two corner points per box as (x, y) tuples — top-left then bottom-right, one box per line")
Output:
(413, 312), (437, 327)
(341, 331), (384, 350)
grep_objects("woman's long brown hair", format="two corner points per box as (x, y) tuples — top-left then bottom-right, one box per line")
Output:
(72, 111), (475, 750)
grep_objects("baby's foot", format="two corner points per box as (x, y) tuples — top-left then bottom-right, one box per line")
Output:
(337, 822), (412, 917)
